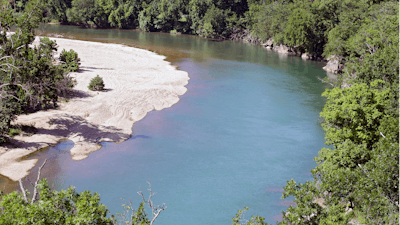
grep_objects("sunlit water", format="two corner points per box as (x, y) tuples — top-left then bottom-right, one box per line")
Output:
(1, 25), (331, 224)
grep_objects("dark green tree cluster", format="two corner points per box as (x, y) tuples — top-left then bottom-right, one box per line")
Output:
(39, 0), (253, 38)
(232, 1), (399, 224)
(0, 179), (112, 224)
(0, 0), (77, 143)
(248, 0), (398, 57)
(277, 1), (399, 224)
(40, 0), (399, 59)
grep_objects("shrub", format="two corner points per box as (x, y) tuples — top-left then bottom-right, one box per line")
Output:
(39, 37), (58, 55)
(88, 75), (105, 91)
(0, 179), (113, 224)
(8, 128), (20, 137)
(59, 49), (80, 73)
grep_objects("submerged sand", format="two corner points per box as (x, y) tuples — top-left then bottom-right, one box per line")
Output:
(0, 37), (189, 181)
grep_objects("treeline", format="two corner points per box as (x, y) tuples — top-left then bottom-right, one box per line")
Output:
(36, 0), (398, 59)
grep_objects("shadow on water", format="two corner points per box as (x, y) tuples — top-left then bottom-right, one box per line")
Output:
(0, 140), (74, 195)
(0, 174), (18, 194)
(131, 135), (152, 140)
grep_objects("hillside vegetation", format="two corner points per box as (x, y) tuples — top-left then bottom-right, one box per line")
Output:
(0, 0), (77, 143)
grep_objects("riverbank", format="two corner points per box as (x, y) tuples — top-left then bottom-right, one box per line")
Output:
(0, 37), (189, 181)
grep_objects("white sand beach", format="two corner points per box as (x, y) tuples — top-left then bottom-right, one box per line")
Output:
(0, 37), (189, 181)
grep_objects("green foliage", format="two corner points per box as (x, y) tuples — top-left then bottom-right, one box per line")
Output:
(197, 5), (222, 38)
(320, 80), (392, 148)
(8, 128), (21, 137)
(0, 98), (20, 143)
(275, 2), (399, 224)
(66, 0), (109, 27)
(39, 37), (58, 55)
(280, 179), (328, 224)
(44, 0), (72, 24)
(0, 179), (113, 224)
(0, 177), (167, 224)
(138, 1), (158, 31)
(88, 75), (105, 91)
(232, 207), (269, 225)
(59, 49), (81, 73)
(0, 2), (74, 143)
(284, 8), (314, 50)
(250, 1), (290, 43)
(132, 202), (151, 225)
(106, 0), (141, 29)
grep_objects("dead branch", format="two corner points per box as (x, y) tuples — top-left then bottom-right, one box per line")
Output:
(317, 76), (334, 87)
(31, 159), (47, 203)
(17, 159), (47, 204)
(138, 181), (167, 225)
(18, 179), (29, 204)
(0, 93), (22, 101)
(0, 56), (12, 61)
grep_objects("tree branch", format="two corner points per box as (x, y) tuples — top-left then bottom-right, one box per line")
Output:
(18, 179), (29, 204)
(138, 181), (167, 225)
(31, 159), (47, 204)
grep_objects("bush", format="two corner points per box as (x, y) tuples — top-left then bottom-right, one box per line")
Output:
(88, 75), (105, 91)
(0, 179), (113, 224)
(8, 128), (20, 137)
(39, 37), (58, 55)
(59, 49), (80, 73)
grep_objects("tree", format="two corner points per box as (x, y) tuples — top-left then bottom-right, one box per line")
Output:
(284, 7), (314, 52)
(59, 48), (81, 73)
(0, 160), (113, 224)
(111, 181), (167, 225)
(138, 0), (158, 31)
(250, 1), (291, 43)
(0, 159), (166, 225)
(105, 0), (141, 29)
(232, 207), (269, 225)
(88, 75), (105, 91)
(320, 80), (392, 148)
(44, 0), (72, 24)
(0, 1), (74, 142)
(66, 0), (109, 28)
(196, 4), (236, 39)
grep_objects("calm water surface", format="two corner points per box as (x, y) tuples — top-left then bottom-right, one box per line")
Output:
(3, 25), (331, 224)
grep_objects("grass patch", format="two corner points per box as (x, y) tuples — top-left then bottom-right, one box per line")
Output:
(8, 128), (21, 137)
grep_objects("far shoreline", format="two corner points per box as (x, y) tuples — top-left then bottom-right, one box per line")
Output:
(0, 36), (190, 183)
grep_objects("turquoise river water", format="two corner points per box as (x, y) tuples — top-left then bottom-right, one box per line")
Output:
(1, 25), (331, 224)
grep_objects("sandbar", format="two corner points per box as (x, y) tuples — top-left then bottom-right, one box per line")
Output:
(0, 37), (189, 181)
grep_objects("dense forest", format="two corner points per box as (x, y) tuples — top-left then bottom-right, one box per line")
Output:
(1, 0), (399, 224)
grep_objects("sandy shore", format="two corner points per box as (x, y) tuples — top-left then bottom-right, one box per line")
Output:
(0, 37), (189, 181)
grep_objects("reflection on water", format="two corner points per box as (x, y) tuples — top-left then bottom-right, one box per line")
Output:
(0, 174), (17, 194)
(1, 25), (330, 224)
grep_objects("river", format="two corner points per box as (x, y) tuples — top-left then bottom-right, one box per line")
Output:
(1, 24), (330, 224)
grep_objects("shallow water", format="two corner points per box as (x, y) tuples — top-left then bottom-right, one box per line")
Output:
(3, 25), (330, 224)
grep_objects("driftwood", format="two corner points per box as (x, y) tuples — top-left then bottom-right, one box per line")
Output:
(18, 159), (47, 204)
